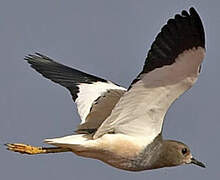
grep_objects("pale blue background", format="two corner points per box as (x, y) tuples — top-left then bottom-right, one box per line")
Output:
(0, 0), (219, 179)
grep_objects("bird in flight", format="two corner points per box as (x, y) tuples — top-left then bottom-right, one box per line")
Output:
(6, 7), (206, 171)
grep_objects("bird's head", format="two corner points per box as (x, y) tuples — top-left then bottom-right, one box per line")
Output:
(152, 140), (205, 169)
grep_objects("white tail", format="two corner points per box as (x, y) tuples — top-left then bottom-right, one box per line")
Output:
(44, 134), (91, 150)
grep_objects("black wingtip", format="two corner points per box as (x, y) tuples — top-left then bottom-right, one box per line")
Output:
(189, 7), (197, 14)
(24, 53), (56, 68)
(189, 7), (205, 48)
(35, 52), (51, 60)
(129, 7), (205, 87)
(24, 52), (49, 60)
(23, 51), (109, 102)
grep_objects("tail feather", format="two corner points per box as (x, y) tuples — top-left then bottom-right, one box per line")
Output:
(44, 134), (91, 149)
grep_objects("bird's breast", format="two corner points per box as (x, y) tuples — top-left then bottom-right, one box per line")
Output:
(76, 134), (149, 171)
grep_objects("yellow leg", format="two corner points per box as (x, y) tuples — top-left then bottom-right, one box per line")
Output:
(5, 143), (70, 155)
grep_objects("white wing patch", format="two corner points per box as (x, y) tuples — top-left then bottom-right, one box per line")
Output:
(94, 47), (205, 146)
(75, 81), (126, 124)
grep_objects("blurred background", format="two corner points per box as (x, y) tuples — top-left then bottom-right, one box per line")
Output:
(0, 0), (219, 179)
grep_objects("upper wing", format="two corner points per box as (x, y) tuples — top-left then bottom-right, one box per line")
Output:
(94, 7), (205, 144)
(76, 89), (125, 133)
(25, 54), (126, 132)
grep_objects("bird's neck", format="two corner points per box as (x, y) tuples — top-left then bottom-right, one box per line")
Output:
(129, 134), (164, 170)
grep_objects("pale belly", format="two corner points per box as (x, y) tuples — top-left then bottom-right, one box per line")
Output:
(72, 134), (148, 171)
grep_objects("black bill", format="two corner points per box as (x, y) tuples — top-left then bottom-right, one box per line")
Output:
(191, 157), (206, 168)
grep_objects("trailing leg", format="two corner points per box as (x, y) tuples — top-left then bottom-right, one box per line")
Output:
(5, 143), (71, 155)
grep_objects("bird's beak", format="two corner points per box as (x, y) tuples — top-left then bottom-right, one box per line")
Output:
(191, 157), (206, 168)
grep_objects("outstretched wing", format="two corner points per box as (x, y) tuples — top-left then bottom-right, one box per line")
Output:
(25, 54), (126, 133)
(94, 7), (205, 144)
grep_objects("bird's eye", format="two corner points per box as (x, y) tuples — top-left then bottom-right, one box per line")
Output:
(181, 148), (188, 155)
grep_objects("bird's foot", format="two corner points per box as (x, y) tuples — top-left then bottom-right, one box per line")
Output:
(5, 143), (45, 155)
